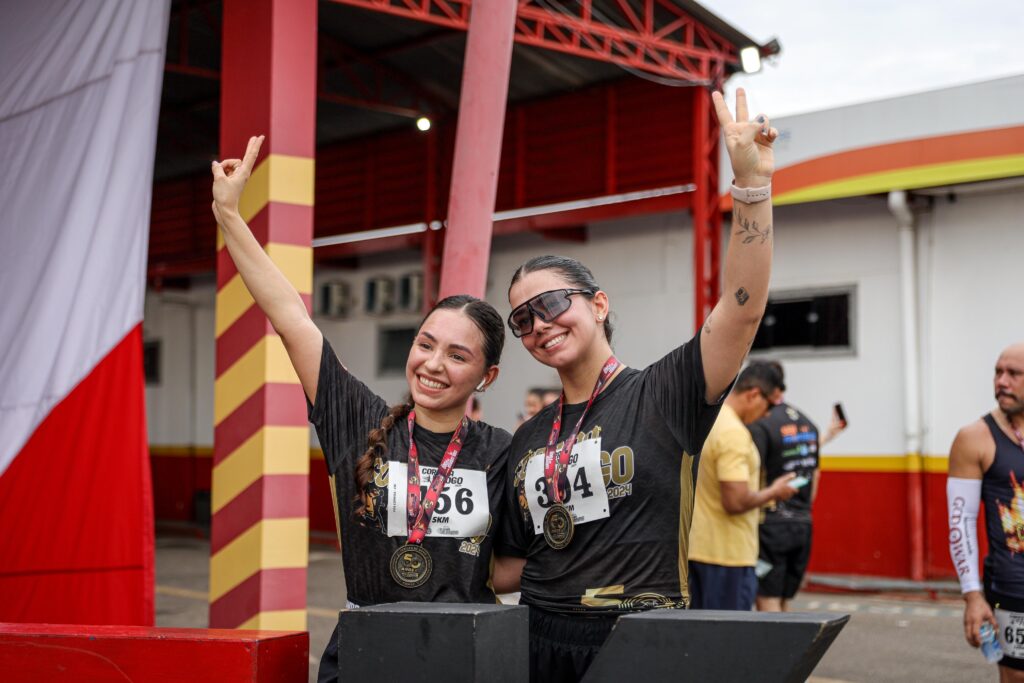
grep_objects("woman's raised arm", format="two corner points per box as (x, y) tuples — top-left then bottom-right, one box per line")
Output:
(212, 135), (323, 402)
(699, 89), (777, 402)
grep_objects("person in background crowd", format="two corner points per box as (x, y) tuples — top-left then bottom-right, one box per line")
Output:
(948, 342), (1024, 680)
(689, 362), (796, 610)
(750, 361), (845, 611)
(518, 387), (562, 426)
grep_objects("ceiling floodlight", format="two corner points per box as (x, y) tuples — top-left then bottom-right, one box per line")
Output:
(740, 46), (761, 74)
(416, 116), (431, 132)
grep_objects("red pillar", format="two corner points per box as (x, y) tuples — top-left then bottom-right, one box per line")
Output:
(437, 1), (518, 300)
(211, 0), (317, 630)
(690, 86), (722, 332)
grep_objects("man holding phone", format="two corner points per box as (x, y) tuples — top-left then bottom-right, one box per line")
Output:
(749, 362), (847, 611)
(689, 363), (796, 610)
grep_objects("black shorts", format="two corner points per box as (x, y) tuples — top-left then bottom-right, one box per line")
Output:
(317, 622), (340, 683)
(985, 579), (1024, 671)
(527, 605), (618, 683)
(757, 521), (812, 599)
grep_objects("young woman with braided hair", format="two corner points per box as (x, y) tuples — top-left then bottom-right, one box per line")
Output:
(212, 137), (522, 683)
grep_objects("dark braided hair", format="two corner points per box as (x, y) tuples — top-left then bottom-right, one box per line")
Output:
(508, 255), (614, 343)
(352, 294), (505, 518)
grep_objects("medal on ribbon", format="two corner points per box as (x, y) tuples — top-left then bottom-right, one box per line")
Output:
(541, 356), (619, 550)
(389, 411), (469, 588)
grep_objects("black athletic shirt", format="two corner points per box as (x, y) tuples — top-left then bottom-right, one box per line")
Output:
(982, 413), (1024, 599)
(495, 336), (725, 614)
(308, 338), (512, 606)
(749, 403), (819, 523)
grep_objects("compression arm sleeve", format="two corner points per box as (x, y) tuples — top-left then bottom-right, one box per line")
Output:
(947, 477), (983, 594)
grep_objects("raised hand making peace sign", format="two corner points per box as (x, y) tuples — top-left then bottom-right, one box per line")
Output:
(712, 88), (778, 188)
(211, 134), (265, 224)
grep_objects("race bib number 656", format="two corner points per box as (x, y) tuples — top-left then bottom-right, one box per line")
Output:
(386, 462), (489, 539)
(525, 438), (610, 534)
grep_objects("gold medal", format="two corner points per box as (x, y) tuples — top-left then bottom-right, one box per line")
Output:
(390, 543), (432, 588)
(543, 504), (574, 550)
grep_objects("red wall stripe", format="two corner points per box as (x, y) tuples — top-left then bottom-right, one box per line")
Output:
(152, 453), (338, 535)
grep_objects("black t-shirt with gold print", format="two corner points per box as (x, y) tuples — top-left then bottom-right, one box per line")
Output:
(308, 338), (512, 606)
(495, 336), (724, 614)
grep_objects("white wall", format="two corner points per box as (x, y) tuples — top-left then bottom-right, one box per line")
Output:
(753, 197), (906, 455)
(923, 187), (1024, 456)
(143, 284), (214, 446)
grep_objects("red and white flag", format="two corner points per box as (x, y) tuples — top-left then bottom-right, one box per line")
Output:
(0, 1), (169, 624)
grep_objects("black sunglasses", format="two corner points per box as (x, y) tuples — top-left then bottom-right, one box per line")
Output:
(507, 288), (593, 338)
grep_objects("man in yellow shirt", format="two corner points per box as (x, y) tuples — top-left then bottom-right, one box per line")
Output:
(689, 363), (797, 610)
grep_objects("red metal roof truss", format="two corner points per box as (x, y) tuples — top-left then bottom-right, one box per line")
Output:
(329, 0), (738, 82)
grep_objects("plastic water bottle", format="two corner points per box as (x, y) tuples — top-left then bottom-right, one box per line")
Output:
(980, 623), (1004, 663)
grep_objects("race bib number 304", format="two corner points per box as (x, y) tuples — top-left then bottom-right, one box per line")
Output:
(386, 462), (489, 539)
(526, 438), (610, 534)
(996, 608), (1024, 658)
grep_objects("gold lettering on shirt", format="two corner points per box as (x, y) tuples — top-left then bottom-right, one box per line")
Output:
(582, 584), (625, 607)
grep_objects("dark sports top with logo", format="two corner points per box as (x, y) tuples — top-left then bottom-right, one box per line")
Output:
(308, 338), (512, 606)
(496, 337), (725, 614)
(982, 413), (1024, 599)
(749, 402), (819, 523)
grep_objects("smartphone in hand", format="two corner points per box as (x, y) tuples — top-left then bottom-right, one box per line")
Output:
(788, 475), (810, 490)
(833, 402), (848, 428)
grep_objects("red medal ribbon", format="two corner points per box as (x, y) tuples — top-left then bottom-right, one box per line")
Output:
(543, 356), (619, 504)
(405, 411), (470, 544)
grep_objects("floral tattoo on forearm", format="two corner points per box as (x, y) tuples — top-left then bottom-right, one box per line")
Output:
(734, 209), (772, 244)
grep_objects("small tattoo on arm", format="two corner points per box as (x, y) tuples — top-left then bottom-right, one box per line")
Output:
(734, 210), (772, 244)
(735, 287), (750, 306)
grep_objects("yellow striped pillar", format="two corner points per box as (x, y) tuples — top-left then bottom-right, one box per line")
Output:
(209, 0), (317, 630)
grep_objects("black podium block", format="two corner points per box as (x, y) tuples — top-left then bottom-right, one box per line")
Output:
(582, 610), (849, 683)
(337, 602), (528, 682)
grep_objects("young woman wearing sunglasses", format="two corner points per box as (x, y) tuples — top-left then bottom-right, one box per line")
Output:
(211, 136), (523, 683)
(496, 89), (779, 682)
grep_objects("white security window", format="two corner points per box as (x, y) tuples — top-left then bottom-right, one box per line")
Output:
(751, 287), (855, 355)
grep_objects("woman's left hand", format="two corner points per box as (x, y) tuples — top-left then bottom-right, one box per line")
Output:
(712, 88), (778, 187)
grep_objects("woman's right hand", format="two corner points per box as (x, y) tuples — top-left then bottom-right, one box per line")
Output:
(712, 89), (777, 188)
(211, 135), (264, 222)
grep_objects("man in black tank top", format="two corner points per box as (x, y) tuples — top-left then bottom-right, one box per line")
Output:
(948, 342), (1024, 678)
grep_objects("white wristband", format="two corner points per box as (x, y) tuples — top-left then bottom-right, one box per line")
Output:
(730, 181), (772, 204)
(948, 477), (983, 594)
